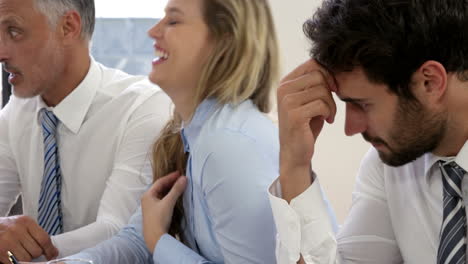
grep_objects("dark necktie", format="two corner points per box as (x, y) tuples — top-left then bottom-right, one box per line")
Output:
(438, 161), (467, 264)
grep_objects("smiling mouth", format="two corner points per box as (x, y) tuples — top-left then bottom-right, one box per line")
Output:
(153, 47), (169, 64)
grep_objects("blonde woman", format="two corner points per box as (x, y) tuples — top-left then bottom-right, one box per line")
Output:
(31, 0), (281, 263)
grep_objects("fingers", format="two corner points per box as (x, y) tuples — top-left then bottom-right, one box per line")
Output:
(0, 216), (55, 262)
(3, 218), (38, 260)
(279, 73), (337, 124)
(288, 100), (331, 133)
(19, 234), (42, 258)
(163, 176), (187, 206)
(281, 84), (336, 123)
(7, 239), (32, 261)
(281, 59), (321, 83)
(149, 171), (181, 199)
(280, 59), (337, 91)
(279, 70), (325, 98)
(23, 218), (57, 260)
(145, 172), (186, 208)
(141, 173), (187, 253)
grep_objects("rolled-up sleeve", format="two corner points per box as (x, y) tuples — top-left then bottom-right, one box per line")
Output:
(269, 148), (403, 264)
(269, 176), (338, 264)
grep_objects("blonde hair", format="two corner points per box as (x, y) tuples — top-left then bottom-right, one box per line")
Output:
(151, 0), (280, 240)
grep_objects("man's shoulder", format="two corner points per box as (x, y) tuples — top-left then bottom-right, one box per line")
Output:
(87, 63), (170, 121)
(97, 64), (156, 95)
(358, 148), (430, 188)
(1, 95), (38, 117)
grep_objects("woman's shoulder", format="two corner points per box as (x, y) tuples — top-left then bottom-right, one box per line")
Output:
(196, 101), (277, 149)
(206, 100), (277, 136)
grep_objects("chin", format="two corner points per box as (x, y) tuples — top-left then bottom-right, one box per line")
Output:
(148, 74), (162, 85)
(11, 86), (37, 99)
(377, 147), (430, 167)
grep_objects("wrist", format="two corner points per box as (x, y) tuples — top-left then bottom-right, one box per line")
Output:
(145, 230), (166, 254)
(279, 164), (313, 203)
(279, 150), (312, 172)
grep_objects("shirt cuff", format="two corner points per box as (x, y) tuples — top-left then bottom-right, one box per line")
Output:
(268, 174), (337, 262)
(153, 234), (205, 264)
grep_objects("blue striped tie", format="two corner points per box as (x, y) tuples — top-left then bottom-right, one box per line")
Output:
(38, 109), (63, 235)
(438, 161), (467, 264)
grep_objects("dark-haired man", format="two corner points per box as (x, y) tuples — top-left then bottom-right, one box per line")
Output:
(0, 0), (170, 262)
(270, 0), (468, 263)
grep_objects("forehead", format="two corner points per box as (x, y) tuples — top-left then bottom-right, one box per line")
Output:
(165, 0), (204, 14)
(334, 67), (389, 99)
(0, 0), (49, 27)
(0, 0), (35, 15)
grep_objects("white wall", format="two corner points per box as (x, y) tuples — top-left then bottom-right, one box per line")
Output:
(269, 0), (371, 223)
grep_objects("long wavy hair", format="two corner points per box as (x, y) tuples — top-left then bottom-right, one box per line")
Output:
(151, 0), (280, 242)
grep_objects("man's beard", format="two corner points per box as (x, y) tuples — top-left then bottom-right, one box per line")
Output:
(363, 97), (447, 167)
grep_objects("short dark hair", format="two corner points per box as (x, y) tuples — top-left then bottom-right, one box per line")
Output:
(304, 0), (468, 99)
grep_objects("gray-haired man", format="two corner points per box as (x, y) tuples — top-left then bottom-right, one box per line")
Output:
(0, 0), (170, 262)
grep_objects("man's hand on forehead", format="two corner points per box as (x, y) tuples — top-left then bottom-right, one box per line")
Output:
(276, 59), (338, 202)
(280, 59), (337, 92)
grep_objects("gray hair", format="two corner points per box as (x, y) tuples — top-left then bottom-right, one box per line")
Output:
(34, 0), (95, 40)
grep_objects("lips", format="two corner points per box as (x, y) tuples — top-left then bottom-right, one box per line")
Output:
(3, 66), (21, 84)
(7, 72), (22, 85)
(153, 45), (169, 65)
(3, 66), (19, 75)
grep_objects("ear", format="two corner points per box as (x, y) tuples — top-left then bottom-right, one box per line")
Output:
(59, 10), (83, 44)
(411, 60), (448, 106)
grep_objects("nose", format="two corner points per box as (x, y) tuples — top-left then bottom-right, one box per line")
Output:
(148, 20), (163, 40)
(344, 103), (367, 136)
(0, 42), (9, 63)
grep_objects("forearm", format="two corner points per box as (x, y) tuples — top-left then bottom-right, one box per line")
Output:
(0, 158), (21, 216)
(52, 219), (121, 257)
(70, 226), (153, 264)
(153, 234), (210, 264)
(68, 209), (153, 264)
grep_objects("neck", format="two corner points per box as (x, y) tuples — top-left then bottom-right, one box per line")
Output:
(163, 85), (197, 123)
(434, 125), (468, 157)
(41, 44), (91, 107)
(433, 78), (468, 156)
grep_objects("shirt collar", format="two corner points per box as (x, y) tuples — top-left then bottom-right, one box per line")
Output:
(180, 98), (218, 153)
(35, 59), (99, 134)
(424, 140), (468, 181)
(455, 141), (468, 173)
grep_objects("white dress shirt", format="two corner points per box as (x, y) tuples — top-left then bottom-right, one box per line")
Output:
(269, 141), (468, 264)
(0, 59), (171, 257)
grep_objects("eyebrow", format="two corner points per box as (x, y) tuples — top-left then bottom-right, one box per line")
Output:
(339, 97), (368, 104)
(0, 16), (21, 26)
(165, 7), (184, 15)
